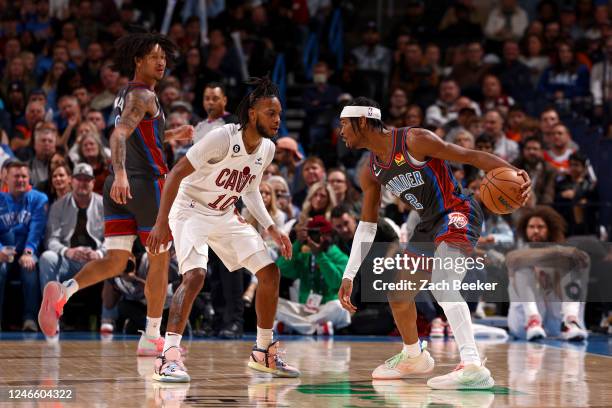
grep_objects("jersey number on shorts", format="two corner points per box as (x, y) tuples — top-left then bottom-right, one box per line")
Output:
(404, 193), (423, 210)
(208, 193), (239, 211)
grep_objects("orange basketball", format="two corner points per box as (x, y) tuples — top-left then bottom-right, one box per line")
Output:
(479, 167), (524, 214)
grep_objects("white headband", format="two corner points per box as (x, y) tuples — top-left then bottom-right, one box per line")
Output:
(340, 106), (381, 120)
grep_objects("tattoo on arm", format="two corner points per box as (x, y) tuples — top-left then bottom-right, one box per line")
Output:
(110, 133), (127, 172)
(110, 89), (154, 173)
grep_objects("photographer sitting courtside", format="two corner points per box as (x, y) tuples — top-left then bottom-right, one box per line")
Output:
(275, 216), (350, 335)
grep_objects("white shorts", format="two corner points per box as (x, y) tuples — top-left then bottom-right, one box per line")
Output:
(169, 196), (273, 275)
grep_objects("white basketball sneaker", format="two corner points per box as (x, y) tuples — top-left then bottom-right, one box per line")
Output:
(561, 320), (588, 341)
(427, 360), (494, 390)
(372, 343), (435, 380)
(526, 315), (547, 341)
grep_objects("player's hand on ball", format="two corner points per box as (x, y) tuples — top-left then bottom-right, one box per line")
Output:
(147, 221), (170, 255)
(268, 225), (292, 259)
(517, 169), (532, 206)
(339, 278), (356, 313)
(110, 172), (132, 204)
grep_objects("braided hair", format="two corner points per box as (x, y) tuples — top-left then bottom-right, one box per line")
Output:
(112, 31), (178, 78)
(236, 76), (280, 130)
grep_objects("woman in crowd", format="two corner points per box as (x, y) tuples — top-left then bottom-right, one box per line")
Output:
(520, 34), (550, 86)
(268, 176), (300, 231)
(538, 40), (590, 104)
(298, 181), (337, 226)
(46, 163), (72, 204)
(70, 122), (110, 194)
(41, 61), (67, 110)
(327, 168), (361, 215)
(174, 47), (203, 104)
(34, 150), (73, 203)
(243, 181), (287, 238)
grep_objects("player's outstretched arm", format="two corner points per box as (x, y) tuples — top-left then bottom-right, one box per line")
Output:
(165, 125), (194, 142)
(110, 88), (157, 205)
(147, 157), (195, 254)
(338, 164), (381, 312)
(407, 128), (532, 206)
(506, 246), (590, 272)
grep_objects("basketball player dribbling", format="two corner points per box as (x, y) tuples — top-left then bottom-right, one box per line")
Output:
(38, 33), (193, 355)
(337, 97), (531, 389)
(146, 77), (299, 382)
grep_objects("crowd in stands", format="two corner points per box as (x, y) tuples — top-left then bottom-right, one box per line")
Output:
(0, 0), (611, 340)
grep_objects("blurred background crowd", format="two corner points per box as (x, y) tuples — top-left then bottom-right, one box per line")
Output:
(0, 0), (611, 340)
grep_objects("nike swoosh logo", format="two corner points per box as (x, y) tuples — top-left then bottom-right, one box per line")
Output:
(374, 168), (382, 176)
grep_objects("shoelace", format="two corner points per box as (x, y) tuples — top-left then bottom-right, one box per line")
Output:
(254, 342), (289, 368)
(385, 341), (428, 368)
(385, 351), (407, 368)
(158, 347), (186, 373)
(272, 346), (289, 367)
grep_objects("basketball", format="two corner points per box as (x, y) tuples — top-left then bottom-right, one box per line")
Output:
(479, 167), (524, 214)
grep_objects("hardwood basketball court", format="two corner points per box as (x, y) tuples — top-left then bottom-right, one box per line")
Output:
(1, 333), (610, 407)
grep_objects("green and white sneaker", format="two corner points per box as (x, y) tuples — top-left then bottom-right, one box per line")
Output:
(372, 342), (435, 380)
(427, 359), (494, 390)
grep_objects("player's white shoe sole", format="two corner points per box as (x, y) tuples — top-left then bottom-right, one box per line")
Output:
(427, 363), (495, 390)
(561, 321), (588, 341)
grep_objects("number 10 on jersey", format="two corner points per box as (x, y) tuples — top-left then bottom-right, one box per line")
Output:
(208, 194), (239, 211)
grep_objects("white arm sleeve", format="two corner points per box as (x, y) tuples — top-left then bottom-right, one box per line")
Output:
(185, 125), (230, 168)
(242, 190), (275, 230)
(242, 140), (276, 230)
(343, 221), (377, 281)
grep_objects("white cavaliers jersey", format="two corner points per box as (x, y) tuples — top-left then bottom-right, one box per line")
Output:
(179, 124), (275, 216)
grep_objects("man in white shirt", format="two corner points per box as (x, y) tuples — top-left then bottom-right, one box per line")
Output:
(147, 77), (299, 383)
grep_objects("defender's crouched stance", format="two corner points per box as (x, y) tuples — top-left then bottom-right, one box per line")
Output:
(147, 78), (299, 382)
(337, 98), (531, 389)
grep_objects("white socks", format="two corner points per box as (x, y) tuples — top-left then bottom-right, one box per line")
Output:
(523, 302), (540, 319)
(163, 332), (182, 354)
(145, 316), (162, 338)
(256, 326), (273, 349)
(403, 341), (421, 358)
(439, 301), (481, 366)
(63, 279), (79, 300)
